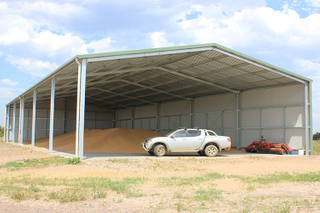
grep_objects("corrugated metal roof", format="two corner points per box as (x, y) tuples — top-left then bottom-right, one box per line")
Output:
(6, 43), (312, 109)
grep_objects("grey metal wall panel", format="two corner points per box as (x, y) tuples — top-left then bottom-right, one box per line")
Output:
(96, 112), (113, 120)
(65, 119), (75, 131)
(240, 110), (260, 127)
(134, 119), (141, 129)
(207, 113), (222, 131)
(286, 129), (305, 149)
(36, 118), (48, 129)
(141, 118), (150, 129)
(180, 115), (191, 129)
(66, 100), (76, 110)
(194, 114), (206, 129)
(194, 93), (236, 112)
(223, 111), (236, 128)
(54, 130), (64, 135)
(116, 109), (132, 120)
(160, 117), (169, 130)
(135, 105), (157, 118)
(85, 111), (95, 120)
(286, 107), (304, 127)
(37, 110), (48, 118)
(85, 120), (95, 129)
(150, 118), (157, 130)
(160, 100), (189, 116)
(96, 121), (113, 129)
(240, 84), (304, 108)
(36, 130), (47, 139)
(66, 110), (75, 119)
(240, 130), (260, 147)
(261, 108), (284, 127)
(169, 116), (180, 129)
(262, 129), (284, 143)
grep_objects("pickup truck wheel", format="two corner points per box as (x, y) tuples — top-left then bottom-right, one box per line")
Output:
(205, 145), (218, 157)
(154, 144), (166, 157)
(148, 151), (155, 156)
(198, 151), (206, 156)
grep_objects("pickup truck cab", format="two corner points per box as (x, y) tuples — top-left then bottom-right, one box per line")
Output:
(140, 128), (231, 157)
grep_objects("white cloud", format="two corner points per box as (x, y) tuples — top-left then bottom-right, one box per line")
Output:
(1, 79), (18, 86)
(32, 30), (88, 57)
(0, 87), (17, 99)
(150, 31), (174, 48)
(306, 0), (320, 7)
(86, 37), (115, 53)
(6, 56), (58, 77)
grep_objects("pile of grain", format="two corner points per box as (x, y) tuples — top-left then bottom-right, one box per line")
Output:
(24, 128), (164, 153)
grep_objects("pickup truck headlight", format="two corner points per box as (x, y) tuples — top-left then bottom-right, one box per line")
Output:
(148, 140), (152, 143)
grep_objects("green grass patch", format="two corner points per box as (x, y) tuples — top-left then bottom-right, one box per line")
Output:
(313, 140), (320, 155)
(193, 189), (222, 201)
(0, 176), (144, 202)
(0, 156), (81, 171)
(229, 172), (320, 185)
(108, 159), (130, 164)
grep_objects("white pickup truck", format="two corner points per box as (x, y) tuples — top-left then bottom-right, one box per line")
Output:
(140, 128), (231, 157)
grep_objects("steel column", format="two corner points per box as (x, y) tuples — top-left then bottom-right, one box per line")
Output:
(309, 82), (313, 155)
(49, 77), (55, 153)
(79, 58), (87, 158)
(4, 106), (7, 142)
(31, 89), (37, 149)
(19, 97), (25, 145)
(131, 107), (135, 129)
(236, 93), (240, 150)
(12, 102), (16, 143)
(112, 110), (116, 128)
(156, 104), (160, 132)
(304, 83), (309, 155)
(6, 106), (10, 142)
(75, 59), (81, 157)
(190, 99), (194, 128)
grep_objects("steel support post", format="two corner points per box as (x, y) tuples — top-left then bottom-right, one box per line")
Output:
(19, 97), (25, 145)
(6, 106), (10, 142)
(156, 104), (160, 132)
(78, 58), (87, 158)
(75, 59), (81, 157)
(304, 83), (309, 155)
(190, 99), (194, 128)
(49, 77), (55, 153)
(309, 82), (313, 155)
(112, 110), (116, 128)
(12, 102), (16, 143)
(31, 89), (37, 149)
(236, 93), (240, 150)
(4, 106), (7, 142)
(131, 107), (135, 129)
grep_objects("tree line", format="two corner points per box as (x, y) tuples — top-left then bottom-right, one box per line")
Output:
(313, 132), (320, 141)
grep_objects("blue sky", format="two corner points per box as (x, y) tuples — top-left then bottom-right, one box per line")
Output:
(0, 0), (320, 132)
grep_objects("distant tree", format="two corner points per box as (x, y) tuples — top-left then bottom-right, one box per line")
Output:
(0, 125), (3, 137)
(313, 132), (320, 141)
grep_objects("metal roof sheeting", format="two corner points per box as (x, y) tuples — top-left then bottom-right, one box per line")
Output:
(7, 43), (312, 109)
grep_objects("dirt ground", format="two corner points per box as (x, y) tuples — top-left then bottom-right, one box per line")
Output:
(0, 142), (320, 213)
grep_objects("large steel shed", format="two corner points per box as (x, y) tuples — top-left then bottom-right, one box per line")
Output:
(3, 43), (313, 157)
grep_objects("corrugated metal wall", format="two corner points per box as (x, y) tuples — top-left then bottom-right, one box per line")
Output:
(7, 84), (306, 150)
(7, 100), (113, 141)
(115, 84), (306, 149)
